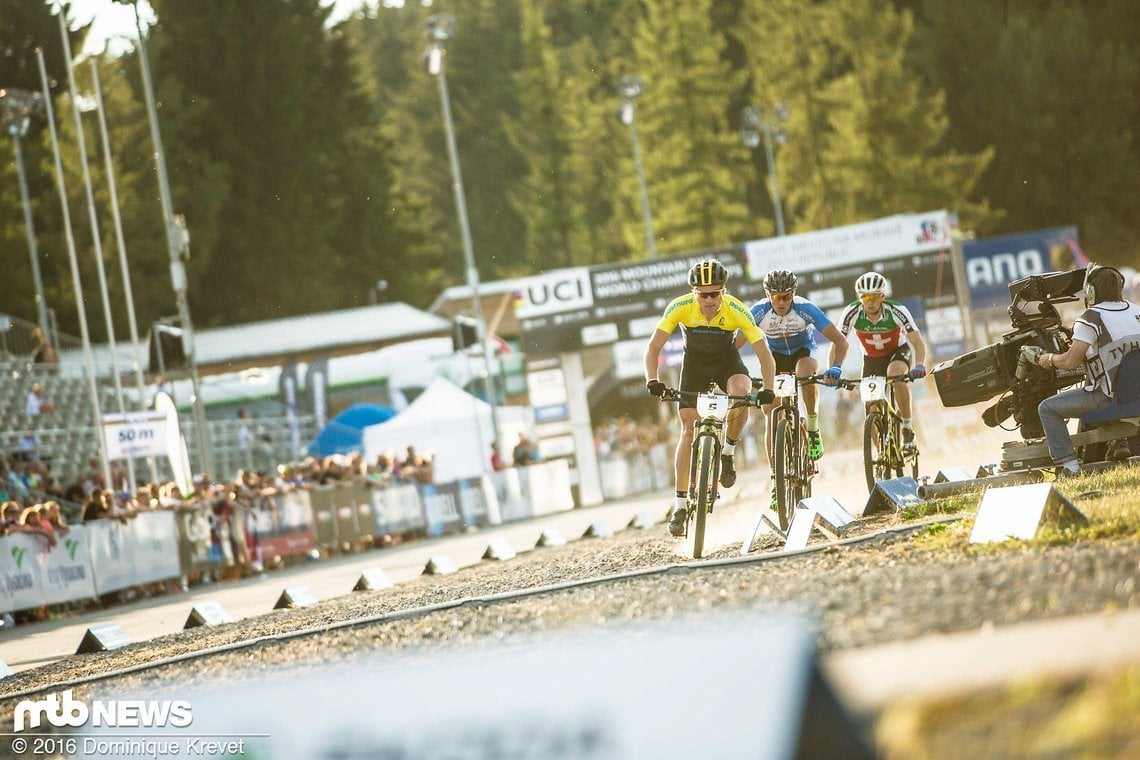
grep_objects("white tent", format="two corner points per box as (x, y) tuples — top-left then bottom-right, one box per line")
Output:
(362, 377), (530, 482)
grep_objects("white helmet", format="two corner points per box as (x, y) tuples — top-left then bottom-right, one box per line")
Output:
(855, 272), (887, 296)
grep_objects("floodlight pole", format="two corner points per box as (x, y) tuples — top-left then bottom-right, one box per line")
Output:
(131, 2), (213, 477)
(1, 88), (50, 339)
(426, 15), (500, 452)
(741, 104), (788, 237)
(618, 76), (656, 258)
(37, 47), (113, 489)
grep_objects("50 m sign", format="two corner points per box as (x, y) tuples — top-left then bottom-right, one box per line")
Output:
(102, 411), (169, 460)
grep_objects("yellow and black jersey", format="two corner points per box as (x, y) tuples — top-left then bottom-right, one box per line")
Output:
(655, 293), (763, 358)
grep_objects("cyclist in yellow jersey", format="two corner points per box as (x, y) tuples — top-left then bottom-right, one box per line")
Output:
(644, 259), (777, 536)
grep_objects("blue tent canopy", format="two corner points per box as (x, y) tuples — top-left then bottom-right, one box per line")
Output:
(306, 403), (397, 457)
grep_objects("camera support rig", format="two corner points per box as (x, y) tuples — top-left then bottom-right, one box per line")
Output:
(932, 269), (1140, 471)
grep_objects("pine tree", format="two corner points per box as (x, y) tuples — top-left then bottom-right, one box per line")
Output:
(507, 0), (580, 270)
(627, 0), (752, 254)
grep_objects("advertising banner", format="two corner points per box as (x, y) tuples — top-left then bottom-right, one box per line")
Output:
(490, 470), (532, 523)
(127, 511), (181, 585)
(456, 477), (493, 528)
(35, 527), (96, 606)
(87, 519), (134, 595)
(744, 210), (952, 274)
(961, 226), (1080, 313)
(305, 355), (331, 431)
(420, 482), (464, 537)
(258, 490), (317, 559)
(516, 246), (748, 355)
(0, 534), (48, 613)
(371, 484), (426, 535)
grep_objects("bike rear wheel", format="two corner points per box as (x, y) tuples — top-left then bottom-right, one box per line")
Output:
(863, 412), (890, 493)
(692, 433), (718, 559)
(774, 418), (797, 531)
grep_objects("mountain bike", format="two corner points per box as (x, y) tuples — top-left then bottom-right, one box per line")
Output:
(769, 373), (862, 531)
(661, 384), (771, 558)
(860, 374), (920, 493)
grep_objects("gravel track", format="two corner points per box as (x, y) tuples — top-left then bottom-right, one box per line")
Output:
(3, 516), (1138, 714)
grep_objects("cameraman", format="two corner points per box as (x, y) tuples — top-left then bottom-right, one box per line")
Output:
(1035, 265), (1140, 476)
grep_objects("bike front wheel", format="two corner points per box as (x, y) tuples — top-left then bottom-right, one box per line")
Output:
(774, 418), (797, 531)
(863, 412), (891, 493)
(692, 433), (718, 559)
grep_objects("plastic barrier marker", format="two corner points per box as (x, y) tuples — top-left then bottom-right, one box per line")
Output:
(76, 623), (132, 654)
(582, 522), (614, 539)
(970, 483), (1089, 544)
(184, 601), (234, 629)
(482, 539), (517, 562)
(423, 556), (459, 575)
(274, 586), (319, 610)
(535, 529), (567, 548)
(353, 568), (394, 592)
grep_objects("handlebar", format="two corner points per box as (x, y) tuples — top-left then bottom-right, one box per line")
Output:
(803, 373), (860, 390)
(659, 387), (774, 407)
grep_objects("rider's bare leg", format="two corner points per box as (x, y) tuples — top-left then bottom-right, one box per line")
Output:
(725, 373), (752, 442)
(888, 359), (912, 418)
(797, 357), (820, 416)
(675, 407), (699, 492)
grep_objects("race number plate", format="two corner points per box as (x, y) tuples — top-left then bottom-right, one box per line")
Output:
(696, 392), (729, 420)
(860, 376), (887, 403)
(773, 374), (797, 399)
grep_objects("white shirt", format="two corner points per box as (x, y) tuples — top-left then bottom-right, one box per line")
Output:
(25, 391), (43, 418)
(1072, 300), (1140, 394)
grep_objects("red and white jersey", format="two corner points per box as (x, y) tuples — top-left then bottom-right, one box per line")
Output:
(838, 299), (918, 357)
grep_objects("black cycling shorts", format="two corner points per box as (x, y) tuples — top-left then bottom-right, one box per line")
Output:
(862, 343), (912, 378)
(678, 351), (750, 410)
(773, 346), (812, 375)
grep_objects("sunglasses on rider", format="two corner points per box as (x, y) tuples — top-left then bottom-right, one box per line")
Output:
(694, 289), (724, 299)
(860, 292), (883, 302)
(768, 291), (794, 303)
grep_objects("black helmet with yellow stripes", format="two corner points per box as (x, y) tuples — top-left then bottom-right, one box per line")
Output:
(688, 259), (729, 288)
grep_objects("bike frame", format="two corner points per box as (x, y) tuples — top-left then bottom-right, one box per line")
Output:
(663, 385), (764, 558)
(769, 373), (820, 531)
(859, 374), (919, 491)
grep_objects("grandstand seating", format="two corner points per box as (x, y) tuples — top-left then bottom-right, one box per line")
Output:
(1, 364), (317, 486)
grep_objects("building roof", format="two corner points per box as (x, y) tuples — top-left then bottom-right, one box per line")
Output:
(63, 302), (452, 378)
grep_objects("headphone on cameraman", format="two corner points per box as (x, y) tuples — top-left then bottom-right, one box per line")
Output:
(1083, 264), (1125, 306)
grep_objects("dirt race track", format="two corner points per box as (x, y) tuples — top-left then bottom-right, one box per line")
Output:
(1, 422), (1138, 759)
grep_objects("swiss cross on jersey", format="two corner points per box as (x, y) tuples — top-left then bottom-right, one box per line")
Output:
(839, 299), (916, 358)
(860, 328), (901, 355)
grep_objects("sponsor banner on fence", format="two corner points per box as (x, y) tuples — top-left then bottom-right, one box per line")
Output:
(0, 534), (49, 613)
(420, 482), (464, 538)
(257, 490), (317, 559)
(128, 511), (182, 585)
(87, 520), (134, 595)
(491, 469), (533, 523)
(525, 460), (575, 516)
(36, 527), (96, 606)
(456, 477), (493, 529)
(372, 484), (426, 535)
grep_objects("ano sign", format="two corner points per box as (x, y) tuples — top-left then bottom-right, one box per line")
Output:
(102, 410), (169, 460)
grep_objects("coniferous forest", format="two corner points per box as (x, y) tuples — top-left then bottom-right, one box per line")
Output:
(2, 0), (1138, 339)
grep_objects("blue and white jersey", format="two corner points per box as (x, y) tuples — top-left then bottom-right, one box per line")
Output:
(750, 295), (832, 355)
